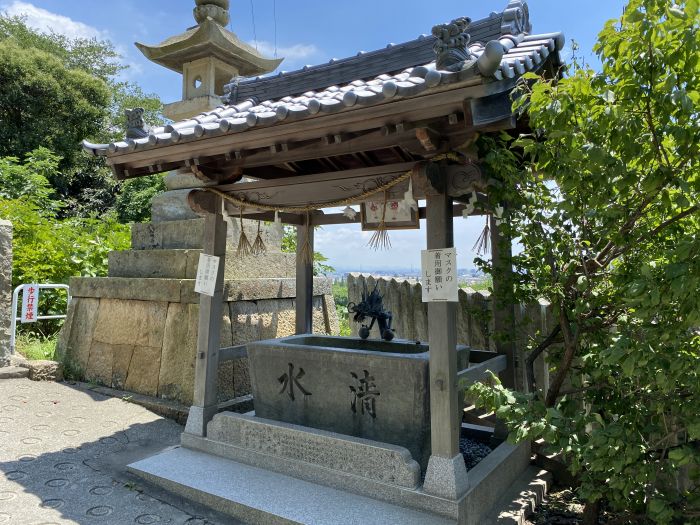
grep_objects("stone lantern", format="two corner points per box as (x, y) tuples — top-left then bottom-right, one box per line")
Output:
(136, 0), (282, 122)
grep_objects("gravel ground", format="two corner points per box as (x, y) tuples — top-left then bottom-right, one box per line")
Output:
(459, 437), (492, 470)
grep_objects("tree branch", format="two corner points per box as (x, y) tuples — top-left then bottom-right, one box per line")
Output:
(545, 308), (579, 407)
(526, 324), (561, 394)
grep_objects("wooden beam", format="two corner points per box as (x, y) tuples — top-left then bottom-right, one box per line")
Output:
(309, 203), (483, 226)
(295, 217), (314, 334)
(185, 199), (226, 437)
(222, 208), (305, 225)
(212, 161), (487, 212)
(415, 127), (443, 152)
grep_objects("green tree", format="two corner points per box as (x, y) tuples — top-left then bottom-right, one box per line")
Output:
(281, 225), (335, 275)
(0, 14), (165, 219)
(0, 150), (130, 334)
(115, 174), (166, 223)
(0, 40), (110, 170)
(468, 1), (700, 523)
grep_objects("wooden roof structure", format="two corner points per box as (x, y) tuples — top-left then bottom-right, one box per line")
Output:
(87, 2), (563, 501)
(84, 0), (563, 227)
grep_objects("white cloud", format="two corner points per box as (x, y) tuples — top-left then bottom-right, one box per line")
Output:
(1, 1), (108, 40)
(249, 40), (318, 61)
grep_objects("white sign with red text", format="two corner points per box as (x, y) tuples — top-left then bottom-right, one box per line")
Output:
(21, 284), (39, 323)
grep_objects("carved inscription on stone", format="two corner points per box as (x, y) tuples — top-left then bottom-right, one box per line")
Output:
(237, 422), (416, 486)
(277, 362), (311, 401)
(349, 370), (380, 418)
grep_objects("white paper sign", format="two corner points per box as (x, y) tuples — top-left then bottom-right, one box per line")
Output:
(421, 249), (458, 302)
(194, 254), (221, 297)
(21, 284), (39, 323)
(364, 199), (413, 223)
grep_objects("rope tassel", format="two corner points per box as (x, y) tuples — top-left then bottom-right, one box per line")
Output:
(251, 220), (266, 255)
(367, 190), (392, 250)
(236, 209), (252, 256)
(472, 216), (491, 256)
(298, 212), (314, 264)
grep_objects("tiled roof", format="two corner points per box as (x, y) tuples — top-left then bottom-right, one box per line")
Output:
(83, 6), (563, 158)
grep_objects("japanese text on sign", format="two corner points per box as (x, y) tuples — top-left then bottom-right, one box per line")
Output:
(421, 249), (458, 302)
(21, 284), (39, 323)
(194, 254), (221, 297)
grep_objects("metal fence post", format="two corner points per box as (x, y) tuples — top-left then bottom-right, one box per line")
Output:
(9, 284), (71, 355)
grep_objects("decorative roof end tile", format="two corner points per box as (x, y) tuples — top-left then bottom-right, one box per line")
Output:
(125, 108), (150, 139)
(432, 17), (475, 72)
(501, 0), (532, 36)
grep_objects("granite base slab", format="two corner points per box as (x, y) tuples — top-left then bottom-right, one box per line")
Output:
(128, 447), (455, 525)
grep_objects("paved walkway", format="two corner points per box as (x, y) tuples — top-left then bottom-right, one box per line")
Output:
(0, 378), (234, 525)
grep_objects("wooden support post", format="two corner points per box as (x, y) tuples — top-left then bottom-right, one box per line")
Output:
(422, 187), (469, 499)
(184, 197), (227, 437)
(295, 216), (314, 334)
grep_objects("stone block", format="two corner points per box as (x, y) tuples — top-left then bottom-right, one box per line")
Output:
(132, 219), (204, 250)
(56, 297), (100, 373)
(109, 249), (296, 280)
(322, 294), (340, 336)
(256, 298), (295, 339)
(423, 454), (469, 500)
(70, 277), (182, 303)
(152, 189), (201, 223)
(224, 215), (284, 254)
(179, 277), (331, 304)
(86, 341), (114, 385)
(205, 413), (421, 488)
(111, 344), (135, 389)
(158, 301), (233, 405)
(245, 335), (472, 471)
(230, 301), (260, 345)
(159, 302), (198, 403)
(164, 169), (216, 190)
(27, 360), (63, 381)
(124, 345), (162, 396)
(92, 298), (168, 349)
(109, 249), (190, 279)
(0, 220), (11, 367)
(223, 252), (295, 280)
(233, 358), (251, 397)
(0, 366), (28, 379)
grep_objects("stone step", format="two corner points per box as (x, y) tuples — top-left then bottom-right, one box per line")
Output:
(108, 249), (295, 280)
(69, 276), (332, 304)
(482, 467), (552, 525)
(0, 366), (30, 379)
(128, 447), (455, 525)
(131, 217), (284, 251)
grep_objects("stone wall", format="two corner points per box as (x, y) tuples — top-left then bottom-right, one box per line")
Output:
(57, 277), (336, 405)
(0, 220), (11, 367)
(346, 273), (553, 394)
(57, 216), (338, 405)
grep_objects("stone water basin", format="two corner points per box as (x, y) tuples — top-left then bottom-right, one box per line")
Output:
(247, 335), (471, 471)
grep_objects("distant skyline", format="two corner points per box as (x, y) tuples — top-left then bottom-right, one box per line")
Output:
(0, 0), (628, 269)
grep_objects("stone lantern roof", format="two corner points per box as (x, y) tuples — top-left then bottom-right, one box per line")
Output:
(135, 0), (282, 121)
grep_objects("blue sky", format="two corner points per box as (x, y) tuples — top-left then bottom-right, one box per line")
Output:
(1, 0), (628, 271)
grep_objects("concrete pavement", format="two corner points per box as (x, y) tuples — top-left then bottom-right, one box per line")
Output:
(0, 378), (236, 525)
